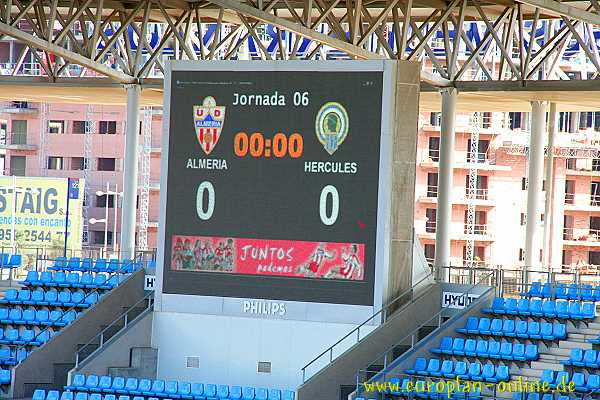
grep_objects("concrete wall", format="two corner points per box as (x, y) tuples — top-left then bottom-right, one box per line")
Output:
(11, 269), (146, 398)
(72, 310), (153, 378)
(297, 282), (441, 400)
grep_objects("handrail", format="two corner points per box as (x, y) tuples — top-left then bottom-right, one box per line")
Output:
(75, 290), (154, 367)
(301, 269), (435, 382)
(355, 269), (496, 392)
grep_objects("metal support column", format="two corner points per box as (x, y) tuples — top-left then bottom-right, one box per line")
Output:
(434, 88), (457, 281)
(542, 103), (557, 272)
(121, 85), (141, 259)
(524, 101), (547, 281)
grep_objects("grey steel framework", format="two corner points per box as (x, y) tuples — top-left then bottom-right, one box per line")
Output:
(0, 0), (599, 86)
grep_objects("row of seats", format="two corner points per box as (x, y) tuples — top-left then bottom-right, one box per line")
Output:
(37, 390), (292, 400)
(21, 271), (125, 290)
(0, 308), (77, 327)
(483, 298), (595, 320)
(50, 257), (140, 274)
(0, 327), (52, 346)
(540, 369), (600, 393)
(431, 337), (538, 361)
(67, 375), (294, 400)
(0, 289), (99, 308)
(0, 347), (28, 365)
(522, 282), (600, 302)
(561, 348), (600, 368)
(457, 317), (567, 340)
(0, 368), (10, 384)
(513, 394), (586, 400)
(0, 254), (21, 268)
(404, 358), (510, 383)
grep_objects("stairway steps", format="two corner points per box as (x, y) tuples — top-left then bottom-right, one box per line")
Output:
(530, 360), (564, 371)
(545, 347), (572, 357)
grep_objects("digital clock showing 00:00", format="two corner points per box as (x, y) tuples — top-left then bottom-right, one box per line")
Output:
(233, 131), (304, 158)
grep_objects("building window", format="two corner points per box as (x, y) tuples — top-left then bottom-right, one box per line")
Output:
(425, 208), (436, 233)
(72, 121), (86, 134)
(520, 213), (526, 226)
(71, 157), (89, 170)
(428, 136), (440, 162)
(521, 177), (528, 191)
(99, 121), (117, 135)
(593, 159), (600, 172)
(467, 139), (489, 163)
(11, 120), (27, 144)
(97, 158), (116, 171)
(509, 112), (522, 129)
(482, 112), (492, 129)
(427, 173), (438, 197)
(565, 180), (575, 204)
(96, 194), (115, 208)
(519, 248), (524, 261)
(49, 120), (64, 134)
(47, 156), (64, 170)
(424, 244), (435, 266)
(92, 230), (113, 245)
(464, 210), (487, 234)
(566, 158), (576, 170)
(429, 112), (441, 127)
(465, 175), (488, 199)
(463, 246), (485, 265)
(10, 156), (26, 176)
(589, 251), (600, 266)
(592, 181), (600, 206)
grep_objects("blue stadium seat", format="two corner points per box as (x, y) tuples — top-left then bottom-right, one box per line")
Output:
(0, 289), (17, 304)
(17, 329), (34, 345)
(553, 323), (567, 339)
(2, 328), (19, 344)
(46, 391), (60, 400)
(84, 292), (99, 307)
(106, 275), (119, 289)
(92, 274), (107, 289)
(89, 394), (102, 400)
(478, 318), (491, 335)
(515, 322), (528, 339)
(80, 258), (93, 271)
(67, 374), (86, 390)
(117, 396), (130, 400)
(68, 257), (81, 271)
(54, 272), (67, 287)
(542, 300), (556, 318)
(527, 321), (541, 339)
(255, 388), (268, 400)
(457, 317), (478, 334)
(583, 349), (598, 368)
(502, 319), (515, 337)
(570, 302), (583, 319)
(80, 273), (93, 287)
(108, 259), (120, 273)
(61, 310), (77, 325)
(268, 389), (281, 400)
(483, 297), (505, 314)
(23, 309), (36, 325)
(586, 374), (600, 392)
(204, 384), (217, 399)
(505, 298), (518, 315)
(132, 379), (151, 395)
(490, 319), (503, 336)
(98, 376), (112, 392)
(29, 289), (44, 305)
(432, 337), (452, 354)
(468, 363), (482, 380)
(580, 284), (594, 301)
(148, 380), (165, 397)
(555, 283), (568, 299)
(17, 289), (31, 304)
(9, 308), (22, 323)
(517, 299), (530, 316)
(67, 273), (81, 288)
(524, 344), (538, 360)
(405, 357), (426, 374)
(191, 383), (204, 399)
(94, 259), (108, 272)
(594, 285), (600, 302)
(481, 364), (495, 382)
(0, 368), (9, 384)
(540, 322), (553, 340)
(70, 291), (85, 307)
(450, 337), (464, 356)
(522, 281), (541, 297)
(530, 299), (543, 317)
(37, 310), (50, 326)
(499, 342), (512, 360)
(464, 339), (477, 357)
(61, 392), (74, 400)
(164, 380), (178, 397)
(123, 378), (139, 394)
(178, 382), (192, 399)
(426, 358), (441, 376)
(108, 376), (126, 393)
(440, 360), (454, 378)
(475, 340), (489, 357)
(488, 341), (501, 359)
(40, 272), (54, 287)
(217, 384), (229, 399)
(582, 303), (595, 319)
(556, 300), (569, 319)
(454, 361), (468, 380)
(0, 308), (8, 323)
(563, 348), (583, 366)
(541, 283), (552, 299)
(552, 371), (569, 389)
(567, 284), (579, 300)
(75, 394), (88, 400)
(22, 271), (39, 286)
(33, 389), (46, 400)
(572, 372), (586, 392)
(282, 391), (295, 400)
(539, 370), (554, 388)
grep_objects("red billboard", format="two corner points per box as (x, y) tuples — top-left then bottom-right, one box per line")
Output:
(171, 235), (365, 281)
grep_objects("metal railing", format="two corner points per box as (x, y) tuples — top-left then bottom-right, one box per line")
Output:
(355, 269), (496, 394)
(464, 188), (489, 200)
(75, 290), (154, 368)
(300, 270), (435, 382)
(466, 151), (491, 164)
(426, 185), (438, 198)
(2, 132), (29, 146)
(565, 192), (575, 204)
(463, 223), (488, 235)
(425, 221), (436, 233)
(563, 227), (600, 242)
(591, 194), (600, 207)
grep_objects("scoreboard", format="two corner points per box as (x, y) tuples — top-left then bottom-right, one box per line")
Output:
(160, 62), (393, 306)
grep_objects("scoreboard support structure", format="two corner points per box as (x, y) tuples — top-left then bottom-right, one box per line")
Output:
(151, 60), (420, 391)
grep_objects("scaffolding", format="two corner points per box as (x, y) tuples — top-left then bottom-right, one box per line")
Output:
(82, 104), (93, 245)
(38, 103), (49, 177)
(138, 107), (152, 250)
(465, 112), (481, 268)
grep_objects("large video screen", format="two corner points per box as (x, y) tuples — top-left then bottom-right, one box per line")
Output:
(163, 67), (384, 305)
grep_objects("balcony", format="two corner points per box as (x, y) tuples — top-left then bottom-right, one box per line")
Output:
(456, 188), (495, 207)
(564, 195), (600, 213)
(563, 228), (600, 247)
(0, 101), (38, 114)
(0, 133), (37, 151)
(455, 223), (494, 242)
(419, 149), (511, 171)
(566, 159), (600, 177)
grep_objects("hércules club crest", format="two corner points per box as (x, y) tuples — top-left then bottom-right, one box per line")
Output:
(193, 96), (226, 155)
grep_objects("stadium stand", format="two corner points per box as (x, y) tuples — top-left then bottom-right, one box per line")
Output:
(354, 282), (600, 400)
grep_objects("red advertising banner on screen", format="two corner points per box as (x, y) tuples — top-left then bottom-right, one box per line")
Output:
(171, 235), (365, 281)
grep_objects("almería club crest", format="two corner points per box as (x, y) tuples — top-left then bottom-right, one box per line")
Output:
(315, 102), (349, 155)
(193, 96), (226, 155)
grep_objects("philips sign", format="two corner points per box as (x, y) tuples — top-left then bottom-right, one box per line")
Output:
(242, 300), (286, 317)
(442, 291), (480, 309)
